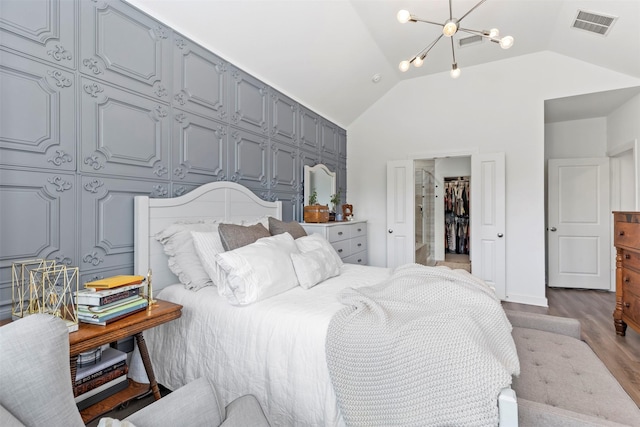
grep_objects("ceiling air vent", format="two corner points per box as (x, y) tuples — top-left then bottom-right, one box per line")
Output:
(458, 34), (483, 48)
(572, 10), (617, 36)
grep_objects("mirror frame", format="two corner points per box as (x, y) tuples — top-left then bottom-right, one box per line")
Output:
(304, 164), (336, 206)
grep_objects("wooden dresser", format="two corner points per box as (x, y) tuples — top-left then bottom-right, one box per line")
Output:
(613, 211), (640, 336)
(301, 220), (367, 265)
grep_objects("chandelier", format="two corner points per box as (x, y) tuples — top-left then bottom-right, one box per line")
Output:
(397, 0), (514, 78)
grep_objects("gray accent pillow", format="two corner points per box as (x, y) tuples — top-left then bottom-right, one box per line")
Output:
(268, 217), (307, 239)
(218, 222), (271, 251)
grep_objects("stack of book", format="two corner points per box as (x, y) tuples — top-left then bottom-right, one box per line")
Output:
(74, 347), (129, 410)
(75, 275), (148, 326)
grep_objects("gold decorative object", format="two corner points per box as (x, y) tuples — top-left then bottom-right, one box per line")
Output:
(11, 259), (79, 332)
(146, 268), (157, 309)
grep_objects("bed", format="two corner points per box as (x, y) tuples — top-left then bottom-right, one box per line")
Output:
(133, 181), (519, 426)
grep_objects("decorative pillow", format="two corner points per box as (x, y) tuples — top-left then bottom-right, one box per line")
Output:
(295, 233), (344, 268)
(191, 230), (229, 296)
(218, 222), (271, 251)
(291, 248), (340, 289)
(268, 217), (307, 239)
(155, 221), (220, 291)
(215, 233), (299, 305)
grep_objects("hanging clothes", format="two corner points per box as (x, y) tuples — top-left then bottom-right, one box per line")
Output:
(444, 177), (470, 254)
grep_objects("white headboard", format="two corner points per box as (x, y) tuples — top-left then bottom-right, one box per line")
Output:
(134, 181), (282, 291)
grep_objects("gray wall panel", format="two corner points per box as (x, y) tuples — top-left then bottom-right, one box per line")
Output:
(80, 77), (170, 180)
(270, 91), (298, 145)
(0, 49), (76, 171)
(80, 0), (171, 101)
(172, 110), (227, 184)
(270, 141), (298, 193)
(0, 0), (76, 70)
(79, 176), (164, 273)
(228, 127), (269, 191)
(300, 106), (320, 152)
(173, 34), (228, 121)
(230, 68), (269, 136)
(0, 168), (77, 317)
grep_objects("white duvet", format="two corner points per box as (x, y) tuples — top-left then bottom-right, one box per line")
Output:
(144, 264), (392, 427)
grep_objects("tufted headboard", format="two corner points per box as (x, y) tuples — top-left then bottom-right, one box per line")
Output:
(134, 181), (282, 291)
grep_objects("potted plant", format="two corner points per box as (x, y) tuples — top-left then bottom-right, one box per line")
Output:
(330, 189), (343, 221)
(309, 190), (318, 206)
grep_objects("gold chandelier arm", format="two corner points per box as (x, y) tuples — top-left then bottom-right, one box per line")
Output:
(458, 0), (488, 23)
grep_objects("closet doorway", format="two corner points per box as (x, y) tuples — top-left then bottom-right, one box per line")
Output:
(414, 156), (471, 272)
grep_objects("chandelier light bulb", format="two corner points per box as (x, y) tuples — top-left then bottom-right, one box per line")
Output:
(397, 10), (411, 24)
(413, 56), (424, 67)
(399, 60), (411, 72)
(499, 35), (514, 49)
(450, 63), (461, 79)
(489, 28), (500, 38)
(442, 19), (459, 36)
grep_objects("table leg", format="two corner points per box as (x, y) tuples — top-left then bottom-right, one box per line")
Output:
(69, 354), (78, 396)
(134, 332), (161, 400)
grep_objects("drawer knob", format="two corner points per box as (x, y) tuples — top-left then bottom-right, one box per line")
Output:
(619, 231), (625, 236)
(624, 277), (630, 283)
(357, 228), (362, 232)
(338, 232), (343, 236)
(357, 259), (362, 263)
(338, 249), (343, 253)
(624, 302), (631, 308)
(357, 243), (362, 247)
(625, 254), (631, 259)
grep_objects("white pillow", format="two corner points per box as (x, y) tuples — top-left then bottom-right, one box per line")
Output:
(155, 221), (219, 291)
(291, 248), (340, 289)
(295, 233), (344, 267)
(191, 230), (228, 295)
(215, 233), (299, 305)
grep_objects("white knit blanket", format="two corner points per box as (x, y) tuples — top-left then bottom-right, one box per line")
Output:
(326, 264), (520, 427)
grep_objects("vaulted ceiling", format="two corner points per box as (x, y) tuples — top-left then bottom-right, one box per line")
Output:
(127, 0), (640, 127)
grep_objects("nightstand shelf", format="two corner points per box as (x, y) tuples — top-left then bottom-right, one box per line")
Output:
(69, 299), (182, 424)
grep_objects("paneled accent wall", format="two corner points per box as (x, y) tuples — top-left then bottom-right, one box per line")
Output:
(0, 0), (347, 319)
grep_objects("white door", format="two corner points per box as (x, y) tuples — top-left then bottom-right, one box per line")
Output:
(470, 153), (506, 299)
(547, 158), (610, 289)
(386, 160), (414, 268)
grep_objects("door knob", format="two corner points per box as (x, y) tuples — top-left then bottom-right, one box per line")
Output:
(388, 229), (393, 234)
(497, 233), (504, 238)
(549, 227), (557, 232)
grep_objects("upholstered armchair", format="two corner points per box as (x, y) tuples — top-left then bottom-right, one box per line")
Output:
(0, 314), (270, 427)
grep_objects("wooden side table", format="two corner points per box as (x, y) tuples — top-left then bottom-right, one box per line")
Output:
(69, 299), (182, 423)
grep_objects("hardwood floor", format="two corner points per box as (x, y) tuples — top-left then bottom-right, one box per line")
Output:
(503, 287), (640, 408)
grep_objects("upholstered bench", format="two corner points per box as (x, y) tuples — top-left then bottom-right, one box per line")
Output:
(505, 310), (640, 427)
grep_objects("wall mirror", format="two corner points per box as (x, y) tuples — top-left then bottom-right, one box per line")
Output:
(304, 164), (336, 206)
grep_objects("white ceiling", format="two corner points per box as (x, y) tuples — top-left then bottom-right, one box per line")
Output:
(127, 0), (640, 127)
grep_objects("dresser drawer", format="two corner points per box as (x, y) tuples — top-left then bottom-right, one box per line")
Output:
(328, 224), (352, 242)
(343, 252), (367, 265)
(621, 268), (640, 297)
(351, 236), (367, 254)
(622, 289), (640, 328)
(614, 221), (640, 249)
(351, 223), (367, 238)
(332, 240), (351, 259)
(621, 250), (640, 271)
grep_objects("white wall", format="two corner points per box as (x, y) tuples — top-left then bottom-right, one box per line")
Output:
(545, 118), (607, 159)
(347, 51), (640, 306)
(608, 94), (640, 153)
